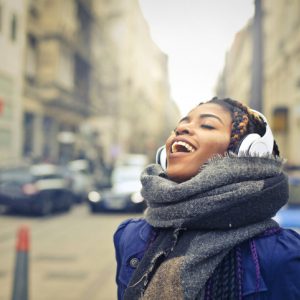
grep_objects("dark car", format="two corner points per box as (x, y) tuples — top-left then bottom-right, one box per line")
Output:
(87, 165), (146, 213)
(0, 164), (73, 216)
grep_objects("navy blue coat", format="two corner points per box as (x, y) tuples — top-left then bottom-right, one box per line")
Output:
(114, 218), (300, 300)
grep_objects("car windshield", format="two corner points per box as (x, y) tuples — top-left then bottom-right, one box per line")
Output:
(34, 174), (63, 180)
(112, 166), (143, 184)
(0, 168), (33, 183)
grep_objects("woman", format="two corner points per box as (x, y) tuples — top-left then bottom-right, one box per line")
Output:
(114, 98), (300, 300)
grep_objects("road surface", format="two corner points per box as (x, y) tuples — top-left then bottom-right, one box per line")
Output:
(0, 205), (139, 300)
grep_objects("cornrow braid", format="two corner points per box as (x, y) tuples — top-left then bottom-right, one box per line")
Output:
(220, 98), (265, 153)
(200, 97), (280, 156)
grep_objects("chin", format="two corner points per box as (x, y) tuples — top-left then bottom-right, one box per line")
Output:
(167, 166), (195, 183)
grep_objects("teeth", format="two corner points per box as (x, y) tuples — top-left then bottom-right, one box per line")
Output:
(171, 141), (196, 153)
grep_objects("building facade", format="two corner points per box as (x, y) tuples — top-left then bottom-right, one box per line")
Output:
(23, 0), (95, 164)
(263, 0), (300, 165)
(0, 0), (179, 167)
(0, 0), (26, 165)
(216, 0), (300, 165)
(215, 22), (253, 105)
(89, 0), (179, 164)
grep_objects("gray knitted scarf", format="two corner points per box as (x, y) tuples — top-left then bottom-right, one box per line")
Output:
(124, 155), (288, 300)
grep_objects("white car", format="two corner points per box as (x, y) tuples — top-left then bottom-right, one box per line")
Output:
(68, 160), (94, 203)
(87, 165), (145, 213)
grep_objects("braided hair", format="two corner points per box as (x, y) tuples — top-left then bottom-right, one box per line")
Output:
(199, 97), (280, 156)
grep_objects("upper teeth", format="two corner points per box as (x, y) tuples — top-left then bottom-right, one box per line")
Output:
(171, 141), (195, 153)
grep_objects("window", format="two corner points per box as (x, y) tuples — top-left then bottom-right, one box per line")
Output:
(23, 112), (35, 156)
(10, 13), (17, 41)
(43, 116), (53, 158)
(58, 46), (73, 89)
(272, 107), (289, 133)
(25, 35), (37, 79)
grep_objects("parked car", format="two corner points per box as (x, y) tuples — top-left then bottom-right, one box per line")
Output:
(67, 159), (94, 203)
(0, 164), (73, 216)
(87, 165), (146, 213)
(115, 153), (149, 167)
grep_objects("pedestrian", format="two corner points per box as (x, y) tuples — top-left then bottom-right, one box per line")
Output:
(114, 97), (300, 300)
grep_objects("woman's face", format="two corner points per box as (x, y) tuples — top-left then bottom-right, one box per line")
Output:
(165, 103), (232, 182)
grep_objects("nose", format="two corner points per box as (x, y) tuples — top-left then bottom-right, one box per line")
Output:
(175, 123), (193, 136)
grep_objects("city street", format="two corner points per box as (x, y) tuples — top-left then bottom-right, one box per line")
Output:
(1, 204), (299, 300)
(0, 205), (140, 300)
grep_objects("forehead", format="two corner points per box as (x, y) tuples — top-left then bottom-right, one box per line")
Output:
(187, 103), (232, 121)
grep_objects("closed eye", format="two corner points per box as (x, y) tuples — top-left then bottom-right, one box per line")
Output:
(201, 124), (215, 130)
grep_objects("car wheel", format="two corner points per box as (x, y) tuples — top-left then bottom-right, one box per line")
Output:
(39, 199), (53, 216)
(90, 205), (100, 213)
(63, 198), (72, 212)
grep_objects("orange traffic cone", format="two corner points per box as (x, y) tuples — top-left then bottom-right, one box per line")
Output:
(11, 225), (30, 300)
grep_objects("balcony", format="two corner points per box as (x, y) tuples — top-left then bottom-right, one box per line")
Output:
(38, 81), (91, 117)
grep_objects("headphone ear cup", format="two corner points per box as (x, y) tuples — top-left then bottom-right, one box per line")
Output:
(238, 109), (274, 156)
(237, 133), (261, 156)
(156, 146), (167, 171)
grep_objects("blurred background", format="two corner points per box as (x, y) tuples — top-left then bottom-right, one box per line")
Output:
(0, 0), (300, 299)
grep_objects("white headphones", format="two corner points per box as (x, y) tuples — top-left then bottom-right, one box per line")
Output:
(156, 109), (274, 171)
(237, 109), (274, 156)
(156, 145), (167, 171)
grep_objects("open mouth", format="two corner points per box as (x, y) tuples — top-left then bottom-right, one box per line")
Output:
(171, 141), (196, 153)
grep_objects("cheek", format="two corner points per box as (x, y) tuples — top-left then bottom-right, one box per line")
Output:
(203, 135), (230, 156)
(218, 135), (231, 151)
(217, 130), (231, 149)
(165, 133), (174, 147)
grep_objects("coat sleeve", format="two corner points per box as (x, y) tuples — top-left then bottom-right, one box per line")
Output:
(268, 229), (300, 299)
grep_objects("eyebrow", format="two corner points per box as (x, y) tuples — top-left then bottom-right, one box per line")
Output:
(179, 113), (224, 125)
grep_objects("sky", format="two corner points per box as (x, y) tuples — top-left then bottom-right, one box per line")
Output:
(138, 0), (254, 115)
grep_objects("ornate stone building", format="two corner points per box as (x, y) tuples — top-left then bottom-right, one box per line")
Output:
(263, 0), (300, 165)
(216, 0), (300, 165)
(87, 0), (179, 164)
(0, 0), (179, 166)
(215, 22), (253, 105)
(0, 0), (26, 165)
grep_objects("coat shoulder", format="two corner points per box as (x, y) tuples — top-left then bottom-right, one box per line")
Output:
(255, 228), (300, 263)
(114, 217), (154, 297)
(114, 218), (153, 255)
(255, 228), (300, 298)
